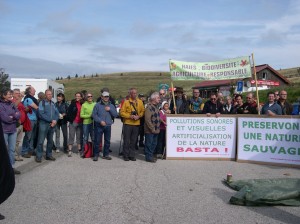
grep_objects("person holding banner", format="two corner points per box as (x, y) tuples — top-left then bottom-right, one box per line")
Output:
(189, 89), (204, 114)
(202, 93), (223, 117)
(169, 87), (189, 114)
(223, 96), (234, 114)
(278, 90), (293, 115)
(233, 94), (245, 114)
(239, 93), (258, 114)
(261, 92), (282, 116)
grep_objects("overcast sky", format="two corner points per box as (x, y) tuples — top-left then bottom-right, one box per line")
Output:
(1, 0), (299, 79)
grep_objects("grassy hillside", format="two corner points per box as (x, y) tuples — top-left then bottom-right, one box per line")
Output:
(58, 72), (198, 101)
(57, 69), (300, 103)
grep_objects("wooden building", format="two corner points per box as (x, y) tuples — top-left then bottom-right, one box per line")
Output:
(193, 64), (290, 97)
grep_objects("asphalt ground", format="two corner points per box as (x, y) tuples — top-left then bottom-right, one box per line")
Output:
(1, 119), (300, 224)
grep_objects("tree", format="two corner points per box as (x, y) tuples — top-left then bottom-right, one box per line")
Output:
(83, 74), (86, 78)
(0, 68), (10, 90)
(61, 77), (63, 80)
(67, 75), (71, 80)
(75, 74), (78, 78)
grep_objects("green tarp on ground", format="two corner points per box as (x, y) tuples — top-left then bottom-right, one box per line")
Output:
(225, 178), (300, 206)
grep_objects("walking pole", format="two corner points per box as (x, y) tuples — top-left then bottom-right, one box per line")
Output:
(251, 53), (260, 115)
(118, 124), (124, 156)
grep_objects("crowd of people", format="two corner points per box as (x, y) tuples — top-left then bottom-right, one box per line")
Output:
(0, 85), (299, 175)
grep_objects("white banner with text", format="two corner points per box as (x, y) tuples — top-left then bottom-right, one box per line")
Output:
(237, 117), (300, 166)
(166, 116), (236, 159)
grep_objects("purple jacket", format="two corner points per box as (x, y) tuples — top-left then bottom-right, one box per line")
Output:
(0, 100), (20, 134)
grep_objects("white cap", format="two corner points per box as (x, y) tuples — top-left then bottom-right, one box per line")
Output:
(102, 91), (110, 97)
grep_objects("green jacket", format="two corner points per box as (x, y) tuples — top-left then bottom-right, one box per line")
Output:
(80, 101), (96, 124)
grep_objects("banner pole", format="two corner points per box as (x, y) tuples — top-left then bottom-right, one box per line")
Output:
(251, 53), (260, 115)
(171, 82), (177, 114)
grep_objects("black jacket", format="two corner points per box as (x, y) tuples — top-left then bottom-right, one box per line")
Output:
(66, 99), (82, 123)
(202, 101), (223, 114)
(0, 120), (15, 204)
(170, 97), (189, 114)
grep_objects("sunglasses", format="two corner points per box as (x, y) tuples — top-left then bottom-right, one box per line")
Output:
(87, 95), (93, 98)
(210, 98), (216, 101)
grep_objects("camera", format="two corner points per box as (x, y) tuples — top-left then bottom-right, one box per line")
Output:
(131, 111), (137, 115)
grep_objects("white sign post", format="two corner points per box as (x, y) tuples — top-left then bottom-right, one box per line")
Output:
(237, 117), (300, 166)
(166, 116), (236, 160)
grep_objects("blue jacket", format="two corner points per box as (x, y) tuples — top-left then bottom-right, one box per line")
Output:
(261, 102), (282, 115)
(38, 100), (59, 123)
(92, 100), (117, 126)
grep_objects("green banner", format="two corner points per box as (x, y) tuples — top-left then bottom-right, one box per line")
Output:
(169, 56), (252, 81)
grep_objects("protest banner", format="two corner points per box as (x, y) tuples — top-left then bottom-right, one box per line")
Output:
(237, 117), (300, 167)
(166, 115), (236, 160)
(169, 56), (251, 81)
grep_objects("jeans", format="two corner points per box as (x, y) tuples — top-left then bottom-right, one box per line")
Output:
(144, 133), (158, 161)
(123, 124), (139, 158)
(4, 132), (17, 167)
(55, 122), (68, 151)
(94, 124), (111, 157)
(21, 120), (37, 155)
(82, 123), (94, 146)
(36, 120), (55, 159)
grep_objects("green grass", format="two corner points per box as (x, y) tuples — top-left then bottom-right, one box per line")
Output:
(57, 70), (300, 104)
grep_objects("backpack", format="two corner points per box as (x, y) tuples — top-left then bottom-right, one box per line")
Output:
(83, 142), (93, 158)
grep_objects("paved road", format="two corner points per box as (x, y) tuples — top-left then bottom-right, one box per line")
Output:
(1, 119), (300, 224)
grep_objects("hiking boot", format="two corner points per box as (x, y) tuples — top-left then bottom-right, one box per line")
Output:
(0, 213), (5, 220)
(146, 158), (156, 163)
(102, 156), (112, 160)
(22, 153), (31, 158)
(56, 149), (60, 153)
(15, 156), (23, 161)
(156, 154), (163, 159)
(123, 157), (129, 161)
(129, 157), (136, 161)
(35, 157), (42, 163)
(30, 151), (36, 156)
(13, 168), (21, 175)
(68, 151), (72, 157)
(93, 156), (98, 161)
(45, 156), (56, 161)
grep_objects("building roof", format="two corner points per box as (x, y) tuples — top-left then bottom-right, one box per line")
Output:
(194, 64), (290, 88)
(254, 64), (290, 84)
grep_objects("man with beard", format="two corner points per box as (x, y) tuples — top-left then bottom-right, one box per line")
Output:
(169, 87), (189, 114)
(239, 93), (258, 114)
